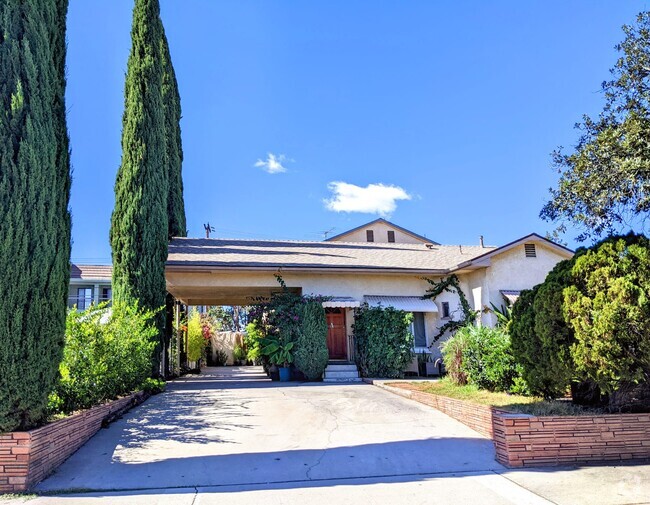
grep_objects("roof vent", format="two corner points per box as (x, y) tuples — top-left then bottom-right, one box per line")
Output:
(524, 243), (537, 258)
(425, 243), (435, 249)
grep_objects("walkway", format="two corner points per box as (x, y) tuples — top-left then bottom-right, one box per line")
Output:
(15, 367), (650, 504)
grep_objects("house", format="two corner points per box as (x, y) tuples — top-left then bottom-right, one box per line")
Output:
(165, 219), (573, 372)
(68, 264), (112, 309)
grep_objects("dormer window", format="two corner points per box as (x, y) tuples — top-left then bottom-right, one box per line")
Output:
(366, 230), (374, 242)
(387, 230), (395, 243)
(524, 243), (536, 258)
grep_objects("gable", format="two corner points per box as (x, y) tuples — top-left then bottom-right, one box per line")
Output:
(325, 218), (437, 244)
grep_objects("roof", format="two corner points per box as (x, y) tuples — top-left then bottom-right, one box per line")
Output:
(452, 233), (573, 272)
(70, 264), (112, 281)
(166, 237), (493, 273)
(324, 218), (438, 244)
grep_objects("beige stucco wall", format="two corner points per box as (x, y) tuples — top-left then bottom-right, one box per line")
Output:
(330, 221), (429, 244)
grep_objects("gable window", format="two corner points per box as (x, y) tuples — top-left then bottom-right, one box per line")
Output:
(366, 230), (374, 242)
(387, 230), (395, 243)
(441, 301), (450, 319)
(524, 243), (537, 258)
(411, 312), (426, 347)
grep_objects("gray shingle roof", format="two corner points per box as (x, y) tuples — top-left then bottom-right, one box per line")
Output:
(166, 238), (495, 272)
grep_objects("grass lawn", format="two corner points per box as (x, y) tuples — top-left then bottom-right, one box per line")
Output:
(390, 379), (605, 416)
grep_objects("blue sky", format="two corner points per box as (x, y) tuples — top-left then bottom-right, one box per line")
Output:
(66, 1), (643, 263)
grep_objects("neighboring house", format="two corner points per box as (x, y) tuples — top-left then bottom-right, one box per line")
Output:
(69, 264), (112, 310)
(165, 219), (573, 368)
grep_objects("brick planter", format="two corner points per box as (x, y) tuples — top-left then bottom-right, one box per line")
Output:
(371, 380), (650, 468)
(0, 391), (148, 492)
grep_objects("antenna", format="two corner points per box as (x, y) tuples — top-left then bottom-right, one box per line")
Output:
(322, 227), (336, 239)
(203, 222), (215, 238)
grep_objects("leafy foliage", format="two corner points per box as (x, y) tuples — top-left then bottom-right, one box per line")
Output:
(294, 301), (329, 381)
(443, 325), (521, 393)
(541, 12), (650, 241)
(261, 338), (294, 366)
(564, 234), (650, 410)
(353, 304), (414, 378)
(232, 344), (247, 363)
(0, 0), (72, 432)
(422, 275), (477, 341)
(244, 321), (265, 363)
(186, 311), (206, 362)
(510, 259), (578, 399)
(110, 0), (168, 370)
(53, 303), (157, 413)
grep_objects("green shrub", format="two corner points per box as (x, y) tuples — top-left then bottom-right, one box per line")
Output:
(244, 321), (264, 363)
(54, 302), (157, 413)
(510, 259), (577, 399)
(294, 301), (329, 381)
(141, 377), (166, 395)
(187, 311), (204, 362)
(233, 344), (247, 363)
(565, 234), (650, 411)
(440, 330), (469, 385)
(353, 304), (414, 378)
(213, 349), (229, 366)
(461, 325), (520, 392)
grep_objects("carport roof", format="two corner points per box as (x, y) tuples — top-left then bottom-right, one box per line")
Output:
(166, 237), (494, 273)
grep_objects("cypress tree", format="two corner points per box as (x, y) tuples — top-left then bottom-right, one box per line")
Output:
(0, 0), (72, 431)
(161, 30), (185, 239)
(110, 0), (168, 369)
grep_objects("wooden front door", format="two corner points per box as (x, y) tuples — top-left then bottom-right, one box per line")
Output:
(326, 308), (347, 359)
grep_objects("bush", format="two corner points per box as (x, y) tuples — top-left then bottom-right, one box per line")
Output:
(294, 301), (329, 381)
(141, 377), (166, 395)
(353, 304), (414, 378)
(54, 302), (157, 413)
(187, 311), (205, 362)
(244, 321), (264, 363)
(213, 349), (229, 366)
(565, 234), (650, 411)
(233, 344), (247, 364)
(440, 330), (469, 385)
(461, 325), (520, 392)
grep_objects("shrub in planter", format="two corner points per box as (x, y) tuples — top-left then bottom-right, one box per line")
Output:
(353, 304), (414, 378)
(54, 302), (157, 413)
(233, 344), (247, 365)
(294, 301), (329, 381)
(564, 233), (650, 412)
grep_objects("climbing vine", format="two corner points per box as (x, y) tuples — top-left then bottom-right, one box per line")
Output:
(422, 274), (478, 342)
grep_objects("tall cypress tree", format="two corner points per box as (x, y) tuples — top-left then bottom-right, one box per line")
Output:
(110, 0), (168, 369)
(0, 0), (72, 432)
(161, 30), (186, 239)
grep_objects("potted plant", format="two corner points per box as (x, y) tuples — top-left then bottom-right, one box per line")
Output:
(417, 351), (431, 377)
(262, 338), (294, 382)
(232, 344), (247, 366)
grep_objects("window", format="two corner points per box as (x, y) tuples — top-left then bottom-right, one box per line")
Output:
(411, 312), (426, 347)
(524, 243), (537, 258)
(101, 287), (112, 302)
(77, 288), (93, 310)
(441, 301), (450, 319)
(366, 230), (374, 242)
(387, 230), (395, 243)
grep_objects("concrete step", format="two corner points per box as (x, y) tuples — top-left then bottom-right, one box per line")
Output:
(324, 370), (360, 379)
(325, 364), (358, 372)
(323, 377), (363, 383)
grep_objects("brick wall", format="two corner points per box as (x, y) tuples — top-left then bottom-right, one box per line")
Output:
(0, 391), (147, 493)
(493, 412), (650, 467)
(371, 380), (650, 468)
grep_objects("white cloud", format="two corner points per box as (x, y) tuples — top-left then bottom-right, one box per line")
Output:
(324, 182), (412, 216)
(254, 153), (289, 174)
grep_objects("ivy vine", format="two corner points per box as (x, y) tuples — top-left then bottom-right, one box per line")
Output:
(421, 274), (478, 342)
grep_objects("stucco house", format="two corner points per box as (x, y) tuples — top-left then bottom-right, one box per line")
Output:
(165, 218), (573, 377)
(68, 264), (112, 310)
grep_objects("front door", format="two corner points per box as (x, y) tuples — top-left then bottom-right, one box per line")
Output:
(326, 308), (347, 359)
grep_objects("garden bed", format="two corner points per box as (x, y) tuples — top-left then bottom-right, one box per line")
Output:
(0, 390), (148, 493)
(370, 380), (650, 468)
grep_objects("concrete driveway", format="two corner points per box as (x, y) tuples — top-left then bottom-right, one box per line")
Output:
(8, 367), (649, 504)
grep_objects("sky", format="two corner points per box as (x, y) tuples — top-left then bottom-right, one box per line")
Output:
(66, 1), (645, 264)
